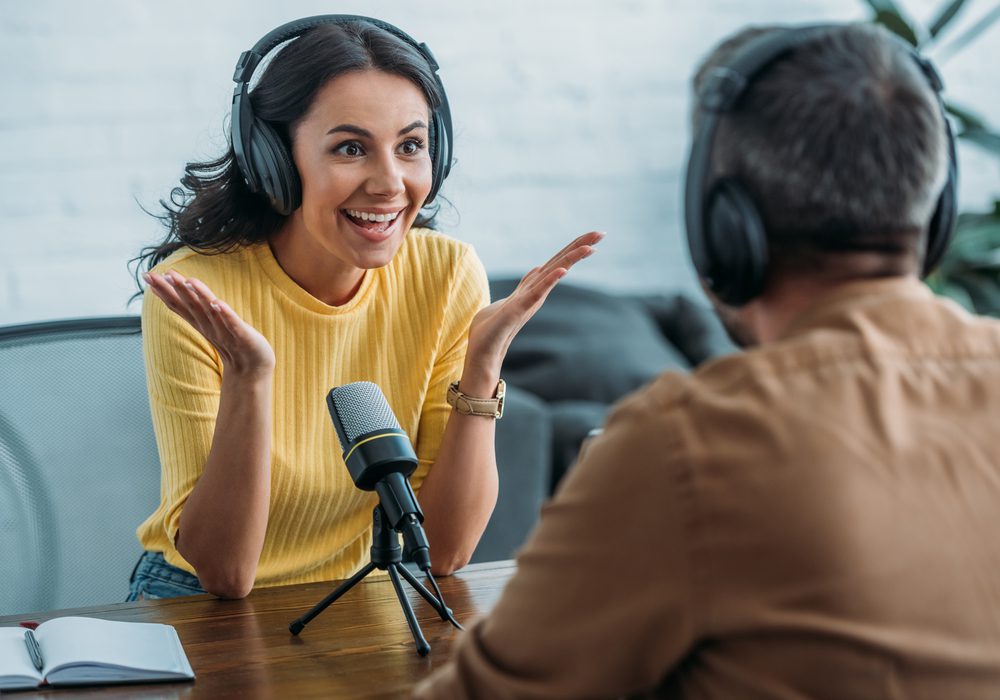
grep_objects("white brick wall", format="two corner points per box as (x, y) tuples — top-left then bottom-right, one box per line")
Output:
(2, 0), (998, 323)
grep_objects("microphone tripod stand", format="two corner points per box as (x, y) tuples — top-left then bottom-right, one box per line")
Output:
(289, 505), (461, 656)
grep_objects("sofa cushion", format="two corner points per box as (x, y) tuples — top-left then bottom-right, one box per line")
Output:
(548, 400), (610, 492)
(473, 385), (551, 563)
(490, 279), (690, 404)
(629, 293), (738, 366)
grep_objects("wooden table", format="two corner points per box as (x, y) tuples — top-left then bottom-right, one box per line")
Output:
(1, 560), (515, 699)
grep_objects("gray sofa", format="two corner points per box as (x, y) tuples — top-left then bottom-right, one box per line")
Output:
(481, 280), (736, 561)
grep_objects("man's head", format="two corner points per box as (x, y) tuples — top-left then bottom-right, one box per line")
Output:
(688, 23), (952, 345)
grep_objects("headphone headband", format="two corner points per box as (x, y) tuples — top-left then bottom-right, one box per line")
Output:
(231, 15), (453, 215)
(684, 23), (958, 306)
(233, 15), (439, 84)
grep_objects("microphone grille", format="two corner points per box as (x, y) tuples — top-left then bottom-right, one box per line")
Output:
(329, 381), (402, 443)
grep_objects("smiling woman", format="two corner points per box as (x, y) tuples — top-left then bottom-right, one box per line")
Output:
(128, 15), (600, 601)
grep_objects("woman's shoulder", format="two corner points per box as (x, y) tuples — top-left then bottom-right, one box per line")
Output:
(394, 228), (488, 309)
(403, 227), (471, 254)
(397, 228), (479, 275)
(150, 245), (258, 285)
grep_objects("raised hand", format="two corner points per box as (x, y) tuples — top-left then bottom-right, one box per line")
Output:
(143, 270), (275, 377)
(463, 231), (604, 388)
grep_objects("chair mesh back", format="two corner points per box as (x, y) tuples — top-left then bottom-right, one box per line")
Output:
(0, 318), (160, 615)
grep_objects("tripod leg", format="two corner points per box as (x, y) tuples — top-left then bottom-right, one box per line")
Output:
(396, 563), (452, 621)
(289, 561), (377, 635)
(386, 564), (431, 656)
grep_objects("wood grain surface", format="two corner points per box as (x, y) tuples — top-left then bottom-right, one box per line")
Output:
(0, 560), (515, 699)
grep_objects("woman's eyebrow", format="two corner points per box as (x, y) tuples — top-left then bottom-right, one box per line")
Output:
(398, 120), (427, 135)
(326, 124), (371, 137)
(325, 120), (428, 138)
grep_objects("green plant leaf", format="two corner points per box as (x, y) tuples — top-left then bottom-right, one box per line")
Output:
(957, 271), (1000, 315)
(873, 9), (921, 44)
(943, 102), (1000, 161)
(862, 0), (906, 14)
(934, 209), (1000, 285)
(936, 280), (977, 311)
(934, 2), (1000, 61)
(929, 0), (972, 38)
(958, 127), (1000, 157)
(945, 102), (988, 131)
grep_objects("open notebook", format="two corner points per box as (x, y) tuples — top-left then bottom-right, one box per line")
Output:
(0, 617), (195, 690)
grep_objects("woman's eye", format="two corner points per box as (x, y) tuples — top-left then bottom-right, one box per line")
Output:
(333, 141), (364, 157)
(399, 138), (425, 156)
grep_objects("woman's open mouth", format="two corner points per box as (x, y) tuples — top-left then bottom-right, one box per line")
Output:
(340, 208), (405, 242)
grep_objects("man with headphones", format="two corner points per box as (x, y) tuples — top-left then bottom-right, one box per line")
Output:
(415, 22), (1000, 699)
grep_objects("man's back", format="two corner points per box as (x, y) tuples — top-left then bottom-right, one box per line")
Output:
(656, 276), (1000, 697)
(416, 277), (1000, 699)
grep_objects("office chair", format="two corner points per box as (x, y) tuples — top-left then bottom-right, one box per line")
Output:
(0, 316), (159, 615)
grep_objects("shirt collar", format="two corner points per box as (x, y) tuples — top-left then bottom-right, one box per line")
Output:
(779, 276), (934, 341)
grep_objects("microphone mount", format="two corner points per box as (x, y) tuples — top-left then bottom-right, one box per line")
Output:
(288, 505), (462, 656)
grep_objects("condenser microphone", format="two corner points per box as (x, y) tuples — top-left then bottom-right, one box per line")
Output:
(326, 382), (431, 571)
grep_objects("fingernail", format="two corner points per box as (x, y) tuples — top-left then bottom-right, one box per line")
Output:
(142, 273), (151, 283)
(210, 301), (220, 311)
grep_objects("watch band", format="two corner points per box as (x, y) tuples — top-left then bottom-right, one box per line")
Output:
(447, 379), (505, 419)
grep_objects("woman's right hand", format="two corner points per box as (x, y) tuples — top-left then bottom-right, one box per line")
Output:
(143, 270), (275, 377)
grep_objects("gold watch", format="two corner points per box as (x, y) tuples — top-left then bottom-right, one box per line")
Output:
(447, 379), (506, 419)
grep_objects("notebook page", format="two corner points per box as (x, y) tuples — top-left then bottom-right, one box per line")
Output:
(0, 627), (42, 688)
(34, 617), (189, 679)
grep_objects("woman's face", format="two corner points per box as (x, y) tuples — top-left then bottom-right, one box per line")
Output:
(286, 68), (433, 277)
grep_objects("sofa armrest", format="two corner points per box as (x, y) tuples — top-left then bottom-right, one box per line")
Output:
(471, 385), (551, 563)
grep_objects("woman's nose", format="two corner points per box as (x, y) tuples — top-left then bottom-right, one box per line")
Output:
(364, 152), (405, 198)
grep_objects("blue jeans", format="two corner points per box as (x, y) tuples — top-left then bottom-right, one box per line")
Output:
(126, 551), (206, 601)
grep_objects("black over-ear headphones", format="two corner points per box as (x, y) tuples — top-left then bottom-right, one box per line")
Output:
(684, 24), (958, 306)
(231, 15), (454, 216)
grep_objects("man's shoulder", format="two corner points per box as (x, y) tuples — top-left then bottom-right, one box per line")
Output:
(638, 293), (1000, 465)
(600, 371), (701, 447)
(599, 339), (849, 468)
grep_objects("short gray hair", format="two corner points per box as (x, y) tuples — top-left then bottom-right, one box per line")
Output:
(693, 24), (948, 260)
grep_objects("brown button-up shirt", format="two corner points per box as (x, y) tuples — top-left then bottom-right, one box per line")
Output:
(415, 277), (1000, 699)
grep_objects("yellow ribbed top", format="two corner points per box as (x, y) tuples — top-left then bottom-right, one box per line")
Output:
(135, 229), (489, 587)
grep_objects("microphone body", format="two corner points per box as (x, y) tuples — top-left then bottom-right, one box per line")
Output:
(327, 382), (431, 570)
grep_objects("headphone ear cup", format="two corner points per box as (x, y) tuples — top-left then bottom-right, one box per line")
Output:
(248, 119), (301, 215)
(922, 149), (958, 277)
(425, 112), (446, 206)
(704, 178), (769, 306)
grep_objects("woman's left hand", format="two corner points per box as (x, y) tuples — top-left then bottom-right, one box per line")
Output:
(463, 231), (604, 387)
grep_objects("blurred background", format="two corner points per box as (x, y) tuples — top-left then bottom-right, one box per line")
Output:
(2, 0), (998, 324)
